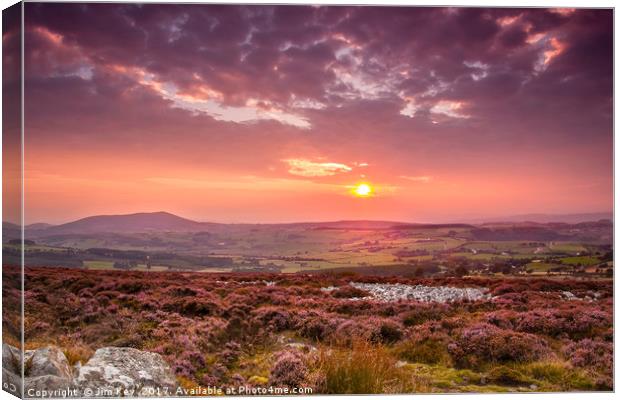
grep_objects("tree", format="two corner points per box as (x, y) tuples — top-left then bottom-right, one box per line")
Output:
(454, 265), (469, 277)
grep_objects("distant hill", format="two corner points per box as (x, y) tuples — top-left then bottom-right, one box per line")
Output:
(4, 211), (613, 239)
(308, 220), (407, 230)
(27, 223), (55, 229)
(2, 222), (21, 241)
(31, 211), (209, 235)
(476, 212), (612, 224)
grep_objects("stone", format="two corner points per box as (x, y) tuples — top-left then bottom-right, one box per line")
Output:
(3, 343), (22, 374)
(4, 344), (178, 397)
(348, 282), (490, 303)
(2, 369), (22, 397)
(26, 375), (74, 393)
(74, 347), (178, 396)
(562, 291), (578, 300)
(2, 344), (23, 397)
(28, 346), (73, 380)
(285, 342), (317, 352)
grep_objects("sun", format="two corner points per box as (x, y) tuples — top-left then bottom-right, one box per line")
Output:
(354, 183), (373, 197)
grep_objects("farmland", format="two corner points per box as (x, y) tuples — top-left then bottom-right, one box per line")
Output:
(2, 218), (613, 278)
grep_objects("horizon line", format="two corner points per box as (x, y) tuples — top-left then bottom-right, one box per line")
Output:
(4, 210), (614, 227)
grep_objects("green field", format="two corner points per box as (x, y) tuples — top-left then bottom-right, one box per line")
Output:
(560, 256), (601, 266)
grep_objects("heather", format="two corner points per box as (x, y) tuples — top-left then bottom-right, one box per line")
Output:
(13, 267), (613, 393)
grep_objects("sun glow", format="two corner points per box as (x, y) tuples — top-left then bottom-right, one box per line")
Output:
(354, 183), (373, 197)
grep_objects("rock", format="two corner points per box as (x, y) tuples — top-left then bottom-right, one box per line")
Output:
(4, 344), (75, 396)
(349, 282), (490, 303)
(23, 346), (75, 395)
(2, 344), (23, 396)
(3, 343), (22, 374)
(28, 346), (73, 380)
(26, 375), (73, 392)
(4, 344), (178, 397)
(74, 347), (178, 396)
(285, 342), (317, 353)
(562, 291), (578, 300)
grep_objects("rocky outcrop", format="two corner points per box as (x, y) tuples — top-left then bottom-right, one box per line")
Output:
(25, 346), (75, 394)
(2, 344), (178, 397)
(348, 282), (490, 303)
(2, 343), (23, 396)
(75, 347), (178, 396)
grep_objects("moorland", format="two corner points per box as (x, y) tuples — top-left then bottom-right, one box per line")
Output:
(1, 211), (614, 393)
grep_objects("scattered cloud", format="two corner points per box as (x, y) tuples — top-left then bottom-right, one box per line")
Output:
(400, 175), (432, 183)
(431, 101), (470, 119)
(463, 61), (490, 81)
(399, 97), (418, 118)
(284, 159), (353, 177)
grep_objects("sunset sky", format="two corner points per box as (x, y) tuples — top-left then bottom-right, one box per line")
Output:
(6, 4), (613, 224)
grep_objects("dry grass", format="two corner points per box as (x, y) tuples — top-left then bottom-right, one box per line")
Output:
(315, 338), (427, 394)
(62, 345), (94, 366)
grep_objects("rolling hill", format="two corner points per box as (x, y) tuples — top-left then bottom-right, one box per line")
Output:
(28, 211), (209, 235)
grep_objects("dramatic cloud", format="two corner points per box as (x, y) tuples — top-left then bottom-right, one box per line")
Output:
(7, 4), (612, 223)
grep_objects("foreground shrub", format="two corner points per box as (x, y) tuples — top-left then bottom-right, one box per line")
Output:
(252, 307), (293, 332)
(395, 323), (452, 365)
(448, 323), (549, 369)
(269, 350), (308, 387)
(515, 308), (610, 339)
(332, 317), (403, 345)
(331, 286), (371, 299)
(564, 339), (613, 373)
(400, 303), (449, 327)
(295, 311), (343, 342)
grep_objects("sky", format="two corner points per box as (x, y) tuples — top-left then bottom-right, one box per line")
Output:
(4, 4), (613, 224)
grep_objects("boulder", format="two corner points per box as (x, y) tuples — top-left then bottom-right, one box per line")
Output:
(3, 343), (178, 397)
(24, 346), (75, 394)
(2, 343), (22, 396)
(28, 346), (73, 380)
(3, 343), (22, 373)
(25, 375), (74, 392)
(74, 347), (178, 396)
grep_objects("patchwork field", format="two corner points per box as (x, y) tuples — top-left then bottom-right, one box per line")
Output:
(3, 219), (613, 278)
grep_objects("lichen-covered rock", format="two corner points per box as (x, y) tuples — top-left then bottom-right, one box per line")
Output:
(28, 346), (73, 380)
(2, 343), (23, 396)
(74, 347), (178, 396)
(24, 346), (75, 394)
(25, 374), (74, 393)
(3, 344), (178, 397)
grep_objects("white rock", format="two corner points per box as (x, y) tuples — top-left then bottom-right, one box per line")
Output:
(74, 347), (178, 396)
(349, 282), (490, 303)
